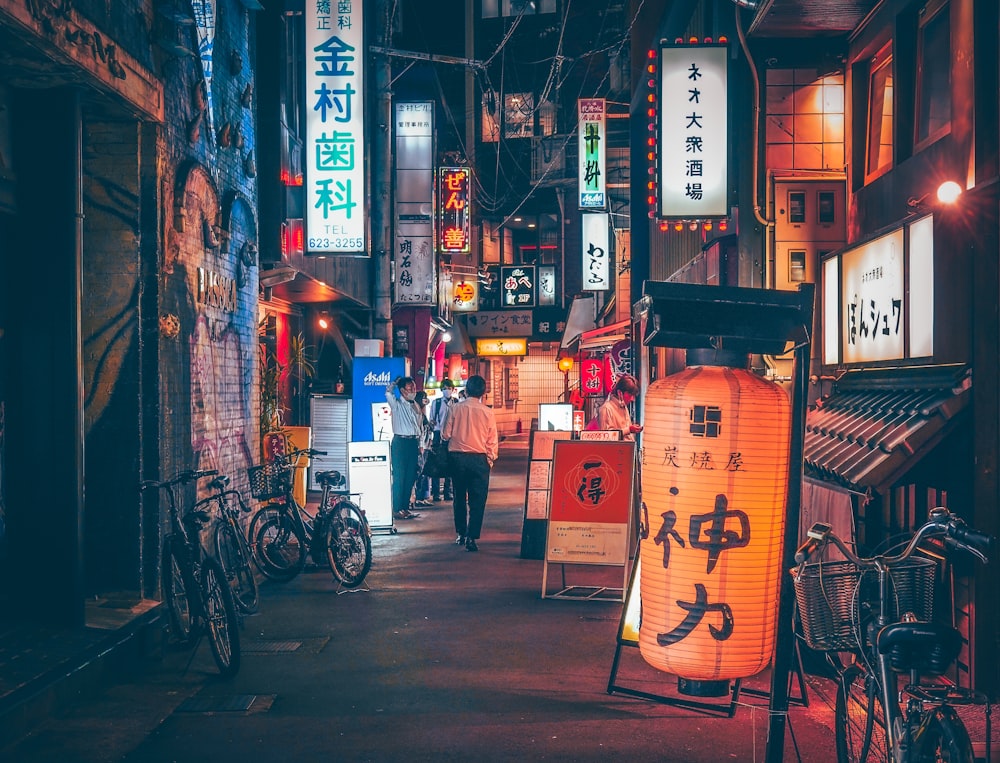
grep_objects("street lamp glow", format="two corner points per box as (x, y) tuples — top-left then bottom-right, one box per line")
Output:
(936, 181), (962, 205)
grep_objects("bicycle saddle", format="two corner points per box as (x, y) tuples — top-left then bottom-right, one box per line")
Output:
(210, 475), (230, 491)
(316, 470), (346, 488)
(877, 620), (962, 675)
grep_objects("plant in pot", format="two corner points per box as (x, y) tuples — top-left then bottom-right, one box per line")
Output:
(259, 332), (316, 455)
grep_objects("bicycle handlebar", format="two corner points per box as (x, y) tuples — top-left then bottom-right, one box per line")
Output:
(796, 507), (993, 567)
(274, 447), (328, 463)
(140, 469), (219, 491)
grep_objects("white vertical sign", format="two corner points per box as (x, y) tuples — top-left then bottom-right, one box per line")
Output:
(581, 213), (610, 291)
(659, 44), (728, 218)
(538, 264), (557, 305)
(305, 1), (366, 253)
(578, 98), (606, 209)
(394, 101), (435, 304)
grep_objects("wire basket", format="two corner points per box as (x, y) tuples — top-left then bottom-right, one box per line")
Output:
(793, 557), (938, 652)
(247, 463), (290, 501)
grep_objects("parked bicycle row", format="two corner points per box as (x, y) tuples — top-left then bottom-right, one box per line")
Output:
(140, 447), (373, 679)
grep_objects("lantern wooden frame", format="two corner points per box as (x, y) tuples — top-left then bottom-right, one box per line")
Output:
(606, 282), (814, 744)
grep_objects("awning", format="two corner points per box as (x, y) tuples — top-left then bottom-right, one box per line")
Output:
(559, 293), (597, 350)
(445, 317), (474, 356)
(578, 319), (631, 352)
(804, 364), (971, 494)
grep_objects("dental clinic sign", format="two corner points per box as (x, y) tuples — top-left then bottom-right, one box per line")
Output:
(578, 98), (606, 209)
(659, 42), (728, 219)
(305, 1), (366, 254)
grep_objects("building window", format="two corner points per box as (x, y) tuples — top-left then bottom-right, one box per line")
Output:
(481, 92), (555, 142)
(788, 191), (806, 223)
(818, 192), (836, 224)
(482, 0), (556, 18)
(789, 250), (807, 282)
(915, 0), (951, 147)
(865, 45), (894, 180)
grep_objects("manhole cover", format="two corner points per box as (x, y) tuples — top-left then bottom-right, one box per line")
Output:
(244, 640), (303, 653)
(177, 694), (258, 713)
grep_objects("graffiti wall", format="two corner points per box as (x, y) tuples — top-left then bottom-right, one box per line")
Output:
(167, 165), (257, 497)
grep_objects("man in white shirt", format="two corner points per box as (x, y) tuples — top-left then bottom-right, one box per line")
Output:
(442, 375), (498, 552)
(385, 376), (422, 520)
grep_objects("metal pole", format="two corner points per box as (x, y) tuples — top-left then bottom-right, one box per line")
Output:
(765, 284), (814, 762)
(372, 0), (393, 348)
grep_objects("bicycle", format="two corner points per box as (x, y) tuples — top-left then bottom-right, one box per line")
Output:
(793, 507), (993, 763)
(191, 473), (260, 615)
(140, 470), (241, 678)
(249, 450), (373, 588)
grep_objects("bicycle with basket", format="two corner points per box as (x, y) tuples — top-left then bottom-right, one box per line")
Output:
(248, 448), (372, 589)
(793, 508), (993, 763)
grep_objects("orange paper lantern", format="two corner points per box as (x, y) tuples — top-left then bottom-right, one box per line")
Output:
(638, 352), (791, 685)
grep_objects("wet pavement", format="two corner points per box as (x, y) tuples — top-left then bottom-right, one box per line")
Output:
(1, 440), (848, 762)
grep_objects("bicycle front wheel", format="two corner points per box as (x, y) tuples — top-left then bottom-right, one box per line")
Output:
(254, 513), (307, 581)
(325, 503), (372, 588)
(215, 519), (260, 614)
(912, 704), (975, 762)
(162, 535), (194, 645)
(200, 556), (241, 678)
(836, 662), (887, 763)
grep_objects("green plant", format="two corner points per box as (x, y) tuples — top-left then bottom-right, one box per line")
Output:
(259, 332), (316, 435)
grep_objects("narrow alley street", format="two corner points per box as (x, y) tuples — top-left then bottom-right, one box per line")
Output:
(3, 442), (841, 762)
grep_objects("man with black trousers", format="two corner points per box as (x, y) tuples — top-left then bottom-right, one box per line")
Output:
(429, 377), (456, 501)
(385, 376), (422, 520)
(442, 375), (498, 552)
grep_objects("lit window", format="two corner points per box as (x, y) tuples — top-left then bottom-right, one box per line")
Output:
(866, 46), (894, 179)
(789, 251), (807, 282)
(915, 0), (950, 147)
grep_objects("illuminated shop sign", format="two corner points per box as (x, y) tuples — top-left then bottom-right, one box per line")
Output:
(305, 0), (366, 254)
(501, 265), (536, 307)
(659, 42), (728, 219)
(581, 213), (610, 291)
(475, 337), (528, 356)
(823, 218), (934, 365)
(437, 167), (471, 253)
(452, 278), (479, 312)
(393, 101), (434, 304)
(578, 98), (606, 209)
(538, 264), (556, 306)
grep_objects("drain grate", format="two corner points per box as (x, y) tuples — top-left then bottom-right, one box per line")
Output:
(177, 694), (258, 713)
(243, 639), (303, 654)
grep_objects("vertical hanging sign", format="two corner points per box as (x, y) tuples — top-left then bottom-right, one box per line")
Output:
(437, 167), (471, 254)
(393, 101), (435, 304)
(538, 264), (557, 305)
(578, 98), (606, 209)
(581, 213), (610, 291)
(659, 42), (728, 219)
(305, 0), (366, 254)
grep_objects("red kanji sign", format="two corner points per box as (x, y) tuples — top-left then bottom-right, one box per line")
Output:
(437, 167), (470, 253)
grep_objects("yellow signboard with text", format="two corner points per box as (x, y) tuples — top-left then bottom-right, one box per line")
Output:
(475, 337), (527, 356)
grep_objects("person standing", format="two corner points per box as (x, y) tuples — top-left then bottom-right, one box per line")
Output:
(412, 390), (434, 508)
(442, 375), (498, 552)
(597, 374), (643, 440)
(385, 376), (422, 520)
(429, 378), (456, 502)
